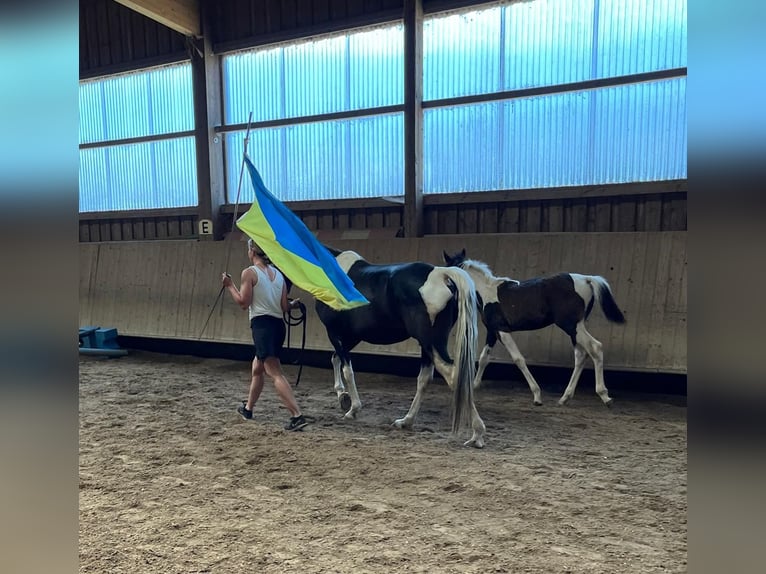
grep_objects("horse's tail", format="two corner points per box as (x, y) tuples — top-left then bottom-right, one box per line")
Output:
(587, 275), (626, 324)
(439, 267), (479, 435)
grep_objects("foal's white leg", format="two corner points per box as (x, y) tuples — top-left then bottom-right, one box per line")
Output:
(432, 353), (456, 390)
(558, 344), (587, 405)
(341, 362), (364, 419)
(393, 363), (434, 429)
(434, 354), (486, 449)
(576, 323), (612, 406)
(497, 332), (543, 406)
(474, 343), (494, 390)
(331, 354), (352, 412)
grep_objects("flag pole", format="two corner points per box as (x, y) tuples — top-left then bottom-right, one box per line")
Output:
(197, 111), (254, 340)
(224, 110), (254, 274)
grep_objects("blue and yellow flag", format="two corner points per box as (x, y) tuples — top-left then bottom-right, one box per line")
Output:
(236, 156), (369, 311)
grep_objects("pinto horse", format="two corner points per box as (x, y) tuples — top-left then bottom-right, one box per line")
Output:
(443, 249), (626, 407)
(315, 247), (486, 448)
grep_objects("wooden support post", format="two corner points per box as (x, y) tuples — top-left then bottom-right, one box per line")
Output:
(403, 0), (424, 238)
(191, 0), (224, 240)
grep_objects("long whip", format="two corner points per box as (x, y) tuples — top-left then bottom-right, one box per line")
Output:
(223, 111), (254, 275)
(197, 112), (254, 339)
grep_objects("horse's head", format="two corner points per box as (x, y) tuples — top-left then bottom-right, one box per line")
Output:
(322, 243), (344, 257)
(442, 248), (467, 268)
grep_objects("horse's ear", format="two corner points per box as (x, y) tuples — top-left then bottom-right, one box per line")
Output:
(442, 250), (451, 264)
(460, 247), (466, 258)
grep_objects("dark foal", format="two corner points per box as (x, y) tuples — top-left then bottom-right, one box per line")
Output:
(315, 247), (486, 448)
(443, 249), (626, 406)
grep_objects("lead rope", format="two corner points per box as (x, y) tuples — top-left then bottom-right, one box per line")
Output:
(283, 301), (307, 386)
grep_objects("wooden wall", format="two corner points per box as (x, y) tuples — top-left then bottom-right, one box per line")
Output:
(80, 232), (687, 373)
(79, 208), (199, 242)
(78, 189), (686, 242)
(79, 0), (189, 79)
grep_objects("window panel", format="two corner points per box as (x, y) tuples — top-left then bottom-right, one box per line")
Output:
(79, 63), (193, 144)
(423, 0), (687, 193)
(424, 0), (686, 100)
(424, 8), (503, 100)
(502, 0), (594, 90)
(425, 92), (590, 193)
(223, 24), (404, 125)
(78, 63), (195, 212)
(596, 0), (688, 78)
(223, 47), (285, 124)
(592, 77), (687, 183)
(79, 137), (197, 212)
(225, 114), (403, 202)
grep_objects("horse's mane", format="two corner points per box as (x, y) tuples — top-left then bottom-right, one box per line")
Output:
(462, 258), (520, 285)
(461, 259), (496, 280)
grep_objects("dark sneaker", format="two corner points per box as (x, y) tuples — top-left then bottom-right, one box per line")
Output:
(284, 415), (308, 431)
(237, 402), (253, 420)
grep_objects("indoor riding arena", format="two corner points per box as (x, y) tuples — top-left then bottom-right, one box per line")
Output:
(79, 1), (687, 572)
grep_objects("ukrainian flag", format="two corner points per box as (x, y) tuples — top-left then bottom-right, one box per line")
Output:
(235, 156), (369, 311)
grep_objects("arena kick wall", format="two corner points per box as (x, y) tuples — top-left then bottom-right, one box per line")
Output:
(79, 232), (687, 374)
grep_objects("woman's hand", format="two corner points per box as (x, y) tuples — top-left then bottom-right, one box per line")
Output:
(289, 298), (301, 309)
(221, 272), (232, 287)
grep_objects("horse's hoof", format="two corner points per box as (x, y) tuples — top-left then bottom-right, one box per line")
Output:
(464, 438), (485, 449)
(534, 400), (543, 406)
(392, 418), (410, 430)
(343, 410), (356, 420)
(339, 393), (352, 412)
(604, 398), (614, 408)
(558, 397), (569, 406)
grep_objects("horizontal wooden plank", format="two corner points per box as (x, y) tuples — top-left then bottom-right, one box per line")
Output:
(220, 197), (404, 213)
(80, 206), (199, 221)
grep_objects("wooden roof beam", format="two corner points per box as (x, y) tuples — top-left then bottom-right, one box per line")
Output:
(113, 0), (201, 38)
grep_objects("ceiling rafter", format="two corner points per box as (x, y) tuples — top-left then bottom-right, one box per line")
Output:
(113, 0), (201, 38)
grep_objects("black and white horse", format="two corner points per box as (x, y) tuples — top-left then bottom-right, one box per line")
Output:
(443, 249), (626, 406)
(315, 247), (486, 448)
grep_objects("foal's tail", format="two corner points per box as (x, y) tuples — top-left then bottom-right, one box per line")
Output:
(439, 267), (479, 435)
(587, 275), (626, 324)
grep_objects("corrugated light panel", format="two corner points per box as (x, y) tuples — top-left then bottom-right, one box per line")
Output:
(424, 7), (504, 100)
(223, 24), (404, 125)
(78, 62), (193, 144)
(596, 0), (687, 78)
(78, 63), (196, 212)
(502, 0), (594, 90)
(425, 91), (590, 193)
(225, 113), (404, 202)
(424, 0), (686, 101)
(79, 137), (197, 212)
(592, 77), (687, 183)
(425, 76), (686, 193)
(424, 0), (686, 193)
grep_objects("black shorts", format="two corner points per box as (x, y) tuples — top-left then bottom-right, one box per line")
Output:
(250, 315), (286, 360)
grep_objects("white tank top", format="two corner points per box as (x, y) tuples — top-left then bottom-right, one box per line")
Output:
(248, 265), (284, 321)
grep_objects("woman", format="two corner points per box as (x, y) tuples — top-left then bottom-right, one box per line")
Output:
(222, 239), (308, 431)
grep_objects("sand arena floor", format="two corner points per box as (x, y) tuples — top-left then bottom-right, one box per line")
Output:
(79, 351), (686, 573)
